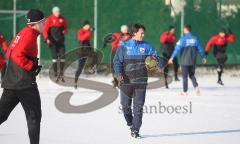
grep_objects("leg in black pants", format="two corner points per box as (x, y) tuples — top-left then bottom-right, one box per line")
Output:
(50, 45), (58, 77)
(120, 84), (146, 133)
(173, 57), (179, 81)
(111, 51), (118, 88)
(216, 57), (226, 85)
(74, 41), (93, 88)
(0, 89), (19, 124)
(0, 88), (41, 144)
(162, 52), (170, 88)
(75, 57), (87, 83)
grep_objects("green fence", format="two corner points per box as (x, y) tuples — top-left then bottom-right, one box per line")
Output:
(0, 0), (239, 64)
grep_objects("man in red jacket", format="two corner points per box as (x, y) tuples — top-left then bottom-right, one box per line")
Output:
(0, 9), (44, 144)
(43, 6), (67, 82)
(111, 25), (130, 87)
(205, 28), (235, 85)
(160, 26), (179, 88)
(0, 33), (8, 80)
(74, 20), (97, 88)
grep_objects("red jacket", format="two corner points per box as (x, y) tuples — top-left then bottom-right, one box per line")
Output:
(0, 34), (8, 69)
(112, 32), (130, 52)
(43, 15), (67, 41)
(78, 28), (92, 42)
(160, 32), (176, 44)
(205, 34), (236, 52)
(8, 26), (39, 71)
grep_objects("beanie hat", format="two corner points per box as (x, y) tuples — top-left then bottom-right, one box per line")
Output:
(26, 9), (45, 25)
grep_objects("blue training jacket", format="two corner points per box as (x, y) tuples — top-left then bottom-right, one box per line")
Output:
(171, 32), (205, 66)
(113, 39), (164, 84)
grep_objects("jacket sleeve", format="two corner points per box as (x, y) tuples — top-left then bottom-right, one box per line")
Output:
(226, 33), (235, 43)
(146, 44), (165, 69)
(205, 36), (216, 52)
(11, 35), (33, 71)
(171, 37), (184, 59)
(42, 17), (51, 40)
(196, 39), (206, 59)
(78, 29), (91, 41)
(160, 32), (167, 43)
(113, 45), (124, 77)
(62, 18), (68, 34)
(0, 34), (8, 51)
(1, 41), (8, 52)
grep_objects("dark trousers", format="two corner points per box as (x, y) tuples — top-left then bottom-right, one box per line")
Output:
(50, 42), (65, 76)
(120, 84), (146, 132)
(215, 52), (227, 81)
(111, 51), (118, 86)
(75, 41), (99, 82)
(0, 87), (41, 144)
(181, 65), (198, 92)
(163, 52), (179, 85)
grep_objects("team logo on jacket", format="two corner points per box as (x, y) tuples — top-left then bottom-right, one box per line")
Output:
(140, 47), (145, 53)
(59, 19), (63, 23)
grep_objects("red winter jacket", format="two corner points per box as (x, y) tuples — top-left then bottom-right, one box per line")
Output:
(112, 32), (130, 52)
(160, 32), (176, 44)
(78, 28), (92, 42)
(7, 26), (39, 71)
(0, 34), (8, 70)
(43, 15), (67, 42)
(2, 26), (40, 89)
(205, 34), (236, 52)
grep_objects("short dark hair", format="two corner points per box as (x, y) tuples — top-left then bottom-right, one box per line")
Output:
(130, 23), (146, 36)
(219, 28), (226, 34)
(168, 25), (175, 31)
(184, 24), (192, 32)
(83, 20), (90, 26)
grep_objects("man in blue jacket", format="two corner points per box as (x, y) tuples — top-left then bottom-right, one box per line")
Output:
(168, 24), (206, 96)
(113, 23), (164, 138)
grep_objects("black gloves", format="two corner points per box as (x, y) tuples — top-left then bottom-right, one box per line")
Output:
(205, 51), (209, 56)
(30, 58), (42, 76)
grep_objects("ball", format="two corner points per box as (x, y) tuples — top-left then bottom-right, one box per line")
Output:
(145, 56), (157, 71)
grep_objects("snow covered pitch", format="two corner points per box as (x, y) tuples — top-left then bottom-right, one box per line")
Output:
(0, 74), (240, 144)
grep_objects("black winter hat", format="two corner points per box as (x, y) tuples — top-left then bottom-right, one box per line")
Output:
(83, 20), (90, 26)
(219, 28), (226, 34)
(26, 9), (45, 25)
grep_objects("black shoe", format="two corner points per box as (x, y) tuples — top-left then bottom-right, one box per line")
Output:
(74, 79), (78, 89)
(217, 80), (224, 85)
(165, 85), (169, 89)
(61, 77), (65, 82)
(56, 75), (65, 83)
(175, 77), (180, 81)
(56, 75), (60, 83)
(131, 130), (141, 139)
(112, 79), (119, 88)
(165, 81), (169, 89)
(74, 83), (77, 89)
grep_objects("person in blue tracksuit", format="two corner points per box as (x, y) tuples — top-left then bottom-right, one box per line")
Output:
(168, 24), (206, 96)
(113, 23), (164, 138)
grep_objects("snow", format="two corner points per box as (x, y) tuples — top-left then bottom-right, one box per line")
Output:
(0, 73), (240, 144)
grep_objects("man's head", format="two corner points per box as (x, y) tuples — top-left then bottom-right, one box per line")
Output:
(121, 25), (128, 34)
(168, 25), (175, 34)
(26, 9), (45, 32)
(219, 28), (226, 37)
(52, 6), (60, 17)
(131, 23), (145, 41)
(83, 20), (90, 30)
(183, 24), (191, 34)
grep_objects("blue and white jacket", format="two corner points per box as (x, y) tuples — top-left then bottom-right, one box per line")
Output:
(171, 32), (205, 66)
(113, 39), (164, 84)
